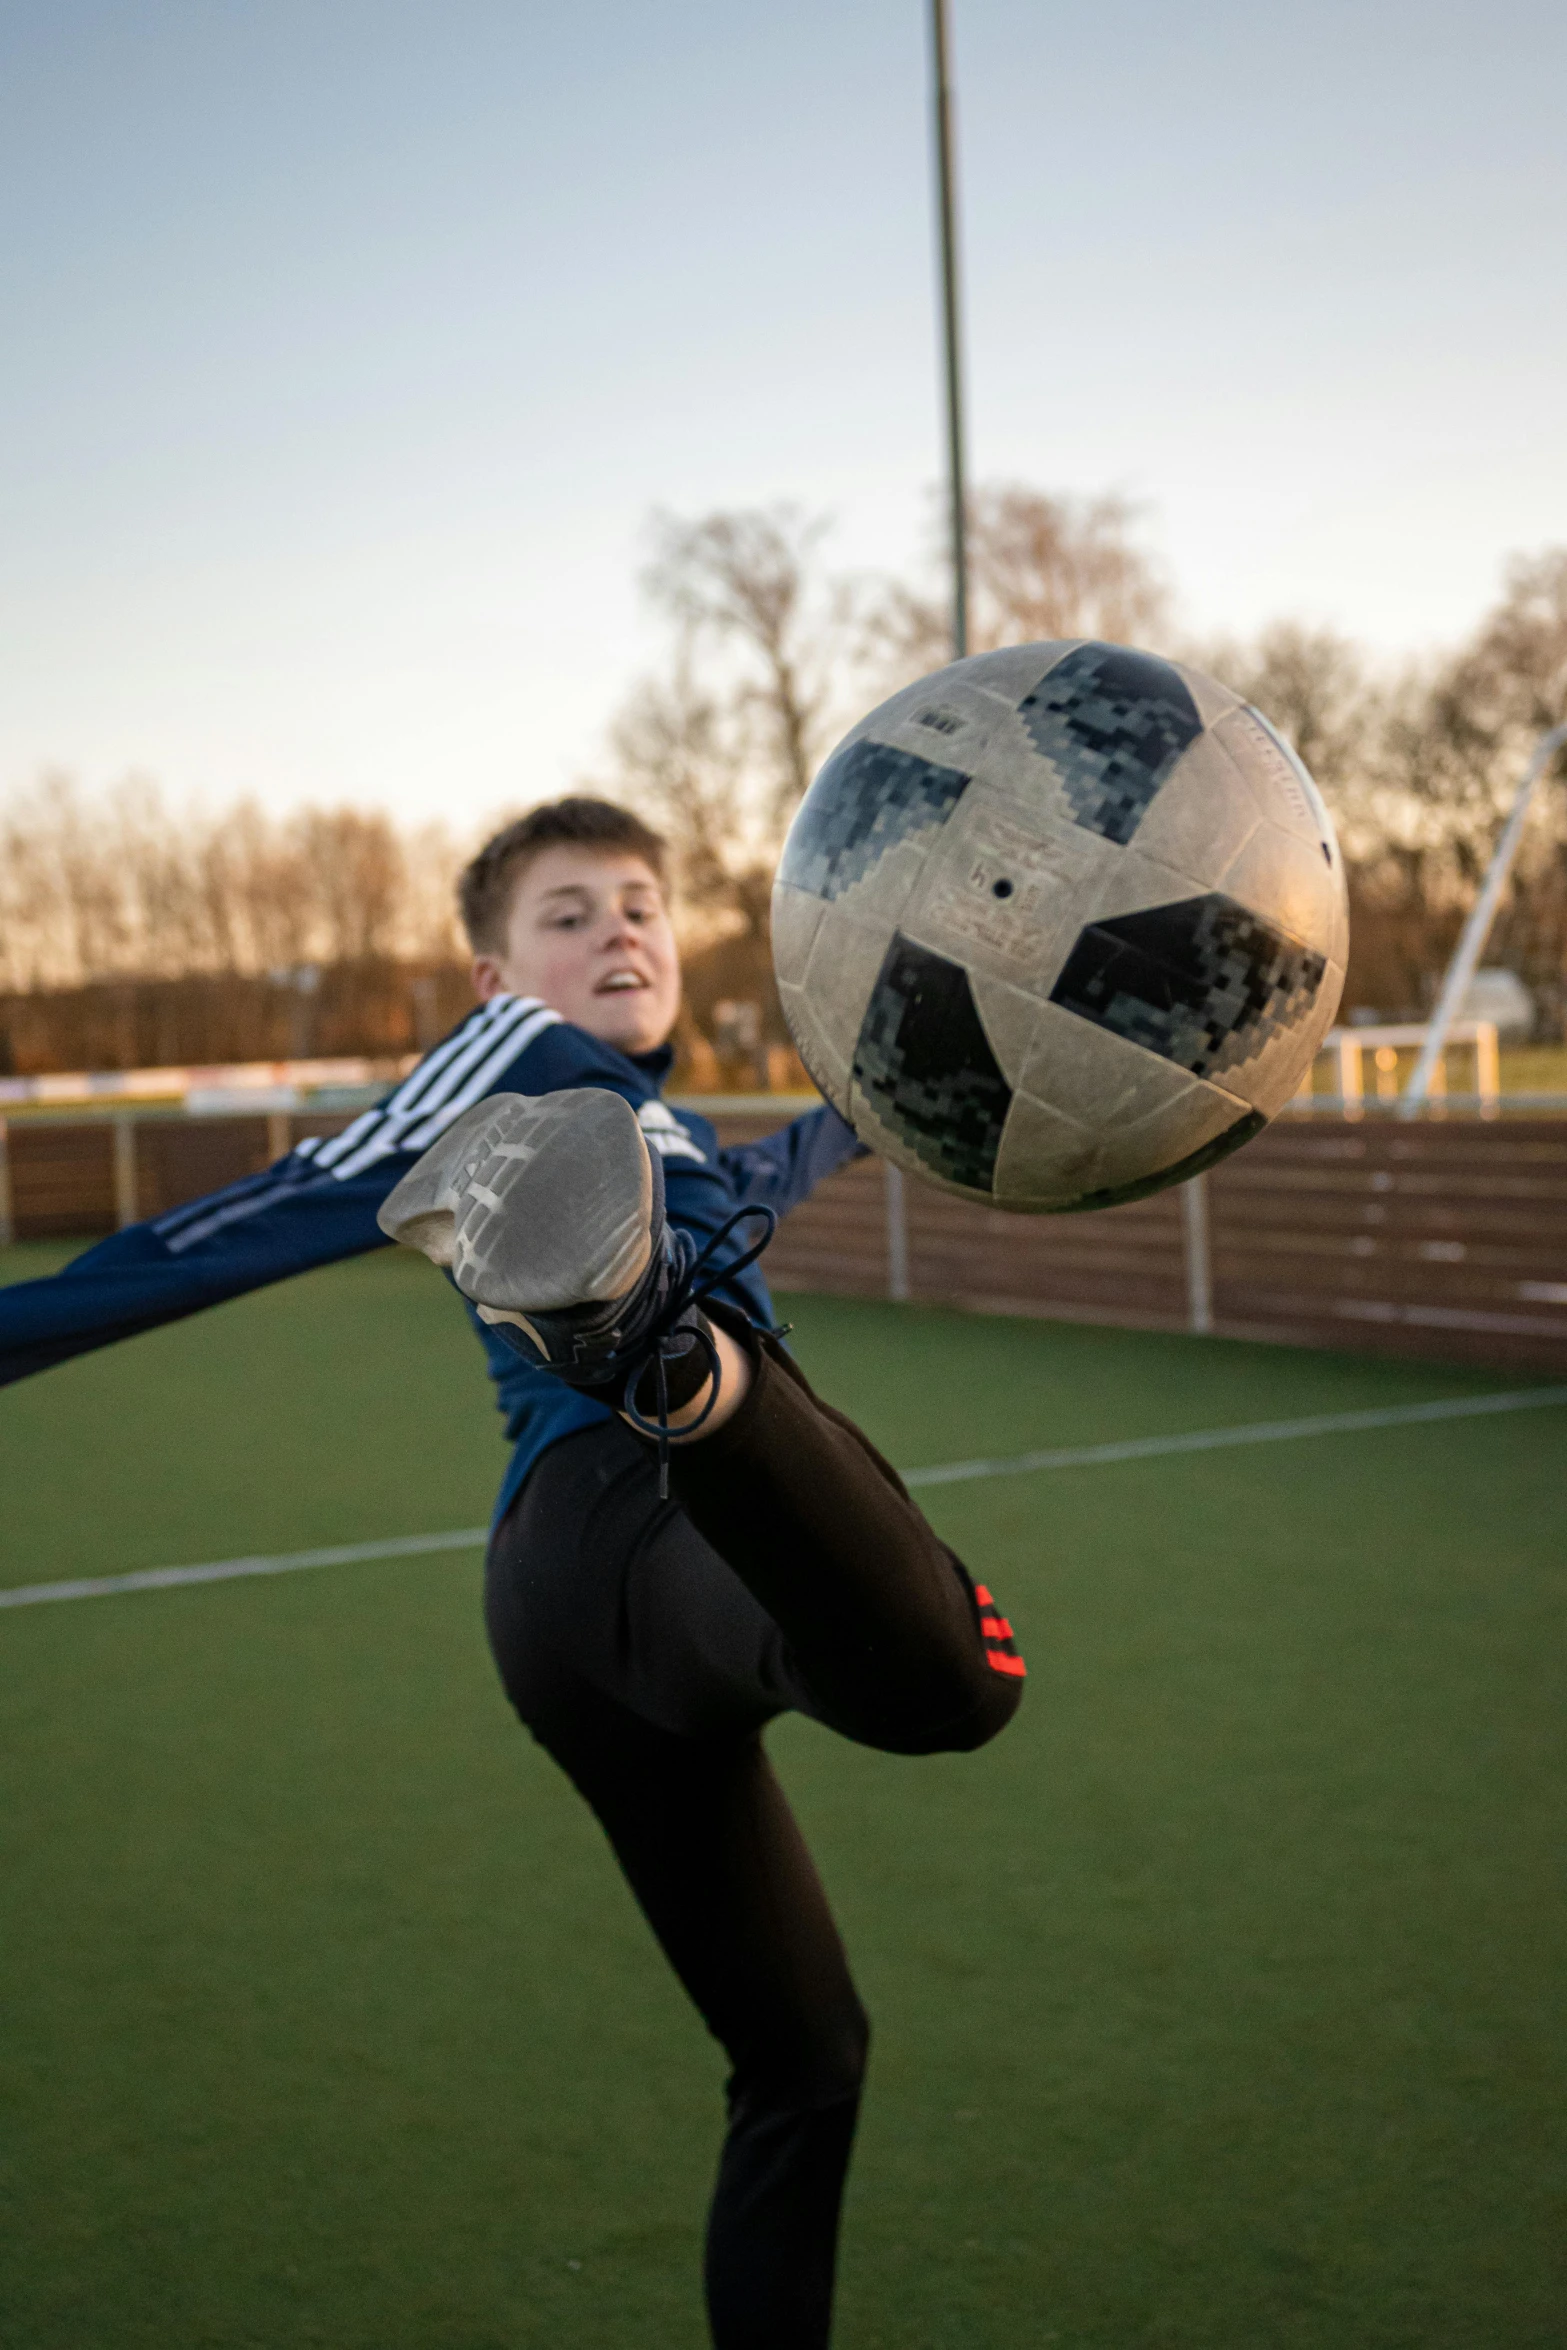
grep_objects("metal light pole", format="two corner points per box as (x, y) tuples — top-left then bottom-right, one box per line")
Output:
(929, 0), (968, 660)
(1399, 718), (1567, 1117)
(883, 0), (970, 1307)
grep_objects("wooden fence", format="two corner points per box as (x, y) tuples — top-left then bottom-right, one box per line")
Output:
(716, 1110), (1567, 1377)
(3, 1105), (1566, 1375)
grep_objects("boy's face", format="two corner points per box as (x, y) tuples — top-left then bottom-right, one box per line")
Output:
(471, 846), (682, 1057)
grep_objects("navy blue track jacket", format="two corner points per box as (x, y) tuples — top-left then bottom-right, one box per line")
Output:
(0, 994), (864, 1524)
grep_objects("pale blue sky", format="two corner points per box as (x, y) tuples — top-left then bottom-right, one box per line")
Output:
(4, 0), (1564, 826)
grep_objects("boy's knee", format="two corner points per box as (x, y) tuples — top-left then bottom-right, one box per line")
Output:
(945, 1665), (1024, 1749)
(898, 1662), (1024, 1755)
(735, 1993), (870, 2114)
(806, 1990), (870, 2106)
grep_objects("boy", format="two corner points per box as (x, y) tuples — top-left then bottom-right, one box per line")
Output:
(0, 797), (1024, 2348)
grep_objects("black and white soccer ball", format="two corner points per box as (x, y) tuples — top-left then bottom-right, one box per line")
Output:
(773, 641), (1347, 1211)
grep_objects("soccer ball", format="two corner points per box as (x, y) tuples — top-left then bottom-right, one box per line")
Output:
(772, 641), (1347, 1211)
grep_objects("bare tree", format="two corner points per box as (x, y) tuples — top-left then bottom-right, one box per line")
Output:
(296, 808), (407, 965)
(401, 820), (467, 966)
(610, 488), (1170, 940)
(12, 524), (1567, 1070)
(641, 506), (841, 826)
(1409, 552), (1567, 1029)
(604, 506), (849, 938)
(0, 775), (471, 1070)
(1199, 562), (1567, 1027)
(869, 485), (1170, 677)
(607, 662), (773, 939)
(970, 484), (1170, 648)
(1449, 548), (1567, 738)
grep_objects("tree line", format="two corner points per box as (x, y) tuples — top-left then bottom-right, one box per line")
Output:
(603, 495), (1567, 1041)
(4, 487), (1566, 1078)
(0, 787), (470, 1076)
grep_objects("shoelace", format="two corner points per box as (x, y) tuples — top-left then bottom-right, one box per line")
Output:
(614, 1203), (780, 1497)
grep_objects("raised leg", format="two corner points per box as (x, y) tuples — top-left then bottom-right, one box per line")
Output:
(664, 1313), (1025, 1756)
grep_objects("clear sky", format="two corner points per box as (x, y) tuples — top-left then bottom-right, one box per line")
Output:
(4, 0), (1564, 828)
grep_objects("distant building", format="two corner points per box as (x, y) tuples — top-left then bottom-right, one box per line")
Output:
(1458, 968), (1533, 1041)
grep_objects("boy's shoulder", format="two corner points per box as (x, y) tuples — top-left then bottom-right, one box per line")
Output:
(634, 1094), (713, 1168)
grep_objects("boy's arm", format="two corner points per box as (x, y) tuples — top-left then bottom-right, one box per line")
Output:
(0, 1160), (394, 1385)
(0, 994), (656, 1389)
(715, 1103), (869, 1219)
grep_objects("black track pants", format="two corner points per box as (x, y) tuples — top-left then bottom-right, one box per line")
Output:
(484, 1330), (1024, 2349)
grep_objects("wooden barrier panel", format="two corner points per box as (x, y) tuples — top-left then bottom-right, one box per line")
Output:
(705, 1110), (1191, 1330)
(1207, 1118), (1567, 1371)
(706, 1109), (1567, 1376)
(909, 1181), (1188, 1331)
(5, 1122), (119, 1239)
(132, 1119), (275, 1220)
(2, 1113), (358, 1242)
(5, 1104), (1565, 1374)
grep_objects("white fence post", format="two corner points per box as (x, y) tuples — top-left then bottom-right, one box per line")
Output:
(884, 1160), (910, 1303)
(113, 1117), (139, 1230)
(1476, 1023), (1501, 1119)
(1182, 1171), (1213, 1335)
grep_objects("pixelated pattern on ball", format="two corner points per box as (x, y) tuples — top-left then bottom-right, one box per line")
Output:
(1050, 893), (1329, 1081)
(777, 739), (971, 902)
(1017, 645), (1203, 846)
(852, 934), (1012, 1193)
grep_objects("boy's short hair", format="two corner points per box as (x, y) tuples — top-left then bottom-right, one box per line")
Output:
(459, 797), (669, 953)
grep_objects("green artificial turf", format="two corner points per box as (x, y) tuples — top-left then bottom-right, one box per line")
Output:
(1, 1244), (1564, 2347)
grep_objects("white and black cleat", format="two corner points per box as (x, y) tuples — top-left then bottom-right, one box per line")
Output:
(378, 1090), (777, 1487)
(378, 1088), (655, 1316)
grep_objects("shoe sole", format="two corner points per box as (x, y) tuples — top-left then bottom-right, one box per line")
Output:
(377, 1089), (654, 1311)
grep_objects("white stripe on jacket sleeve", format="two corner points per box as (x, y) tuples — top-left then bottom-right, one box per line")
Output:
(311, 996), (547, 1175)
(329, 1003), (563, 1178)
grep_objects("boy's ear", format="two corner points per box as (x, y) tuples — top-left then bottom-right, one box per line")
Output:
(471, 954), (508, 1003)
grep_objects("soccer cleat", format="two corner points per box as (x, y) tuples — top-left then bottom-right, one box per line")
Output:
(377, 1089), (657, 1313)
(377, 1090), (776, 1489)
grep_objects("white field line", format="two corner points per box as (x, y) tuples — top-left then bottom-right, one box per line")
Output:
(3, 1385), (1565, 1614)
(0, 1528), (488, 1611)
(899, 1384), (1567, 1487)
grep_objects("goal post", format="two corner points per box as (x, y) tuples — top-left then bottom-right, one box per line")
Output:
(1400, 719), (1567, 1118)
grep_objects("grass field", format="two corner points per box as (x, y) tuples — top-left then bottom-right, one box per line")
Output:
(1, 1241), (1564, 2349)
